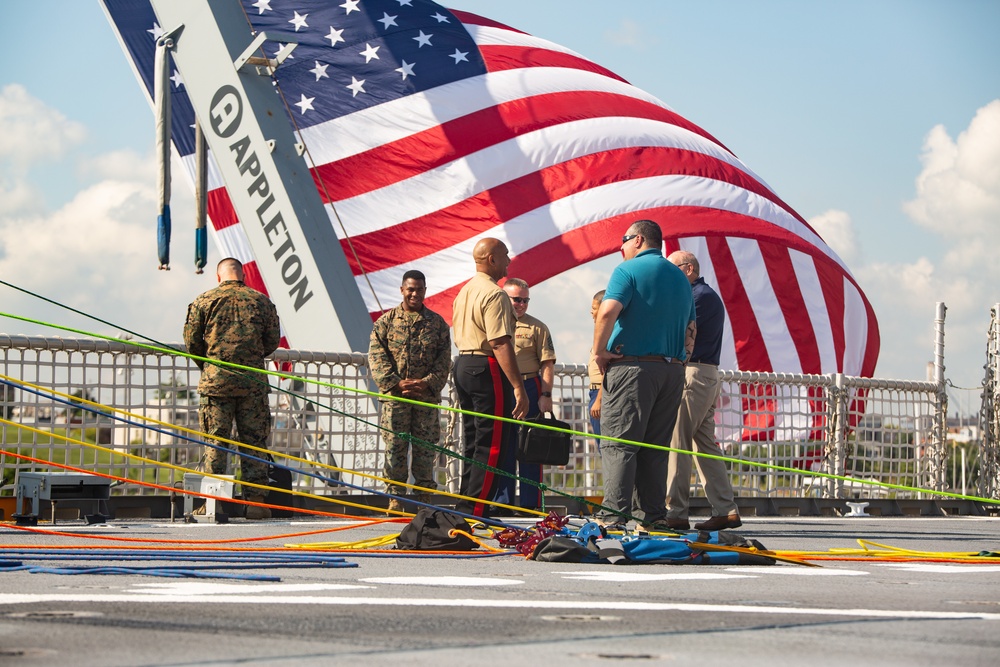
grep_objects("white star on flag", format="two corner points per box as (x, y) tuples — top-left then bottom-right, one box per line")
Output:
(449, 49), (468, 64)
(346, 76), (366, 97)
(431, 12), (449, 23)
(170, 69), (184, 88)
(289, 11), (308, 31)
(359, 43), (380, 63)
(378, 12), (398, 30)
(294, 93), (314, 114)
(396, 0), (413, 6)
(340, 0), (360, 14)
(326, 26), (345, 46)
(395, 60), (415, 80)
(310, 61), (329, 81)
(251, 0), (272, 14)
(413, 30), (432, 47)
(147, 22), (163, 40)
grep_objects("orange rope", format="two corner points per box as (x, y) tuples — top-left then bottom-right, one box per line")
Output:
(1, 448), (386, 521)
(0, 519), (408, 545)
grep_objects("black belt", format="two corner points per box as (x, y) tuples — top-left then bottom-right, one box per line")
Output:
(590, 383), (601, 390)
(522, 372), (539, 379)
(609, 355), (683, 365)
(458, 350), (488, 356)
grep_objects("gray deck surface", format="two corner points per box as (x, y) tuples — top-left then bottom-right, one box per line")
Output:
(2, 515), (999, 666)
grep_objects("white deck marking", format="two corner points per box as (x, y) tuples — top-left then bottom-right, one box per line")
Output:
(127, 582), (373, 595)
(556, 571), (750, 581)
(2, 593), (998, 621)
(359, 576), (523, 587)
(878, 563), (1000, 573)
(724, 566), (869, 576)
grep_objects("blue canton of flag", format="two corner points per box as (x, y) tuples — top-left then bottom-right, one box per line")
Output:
(246, 0), (486, 126)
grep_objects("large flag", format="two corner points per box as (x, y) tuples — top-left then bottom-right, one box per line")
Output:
(103, 0), (878, 380)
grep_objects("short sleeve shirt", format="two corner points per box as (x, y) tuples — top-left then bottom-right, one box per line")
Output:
(603, 248), (695, 359)
(452, 272), (517, 355)
(512, 313), (556, 374)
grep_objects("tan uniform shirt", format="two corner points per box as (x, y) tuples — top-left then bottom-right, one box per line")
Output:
(512, 313), (556, 375)
(452, 272), (516, 355)
(587, 355), (604, 386)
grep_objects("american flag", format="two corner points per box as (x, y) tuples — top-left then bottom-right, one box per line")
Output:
(103, 0), (879, 384)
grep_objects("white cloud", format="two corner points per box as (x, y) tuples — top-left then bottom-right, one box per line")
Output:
(849, 100), (1000, 385)
(0, 170), (207, 344)
(808, 209), (860, 263)
(79, 148), (158, 183)
(903, 99), (1000, 239)
(0, 84), (86, 169)
(0, 179), (43, 217)
(604, 19), (653, 50)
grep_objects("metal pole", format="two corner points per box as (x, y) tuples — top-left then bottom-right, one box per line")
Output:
(930, 303), (948, 493)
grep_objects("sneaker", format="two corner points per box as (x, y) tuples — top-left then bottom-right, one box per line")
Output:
(386, 498), (405, 514)
(694, 512), (742, 531)
(244, 496), (271, 520)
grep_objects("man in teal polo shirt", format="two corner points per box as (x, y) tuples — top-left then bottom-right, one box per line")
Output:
(592, 219), (696, 530)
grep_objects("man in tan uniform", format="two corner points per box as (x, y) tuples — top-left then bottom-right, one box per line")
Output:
(492, 278), (556, 513)
(588, 290), (606, 452)
(452, 238), (528, 519)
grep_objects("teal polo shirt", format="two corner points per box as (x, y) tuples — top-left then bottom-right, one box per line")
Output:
(604, 248), (695, 359)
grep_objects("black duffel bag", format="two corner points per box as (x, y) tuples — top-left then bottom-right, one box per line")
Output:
(517, 411), (572, 465)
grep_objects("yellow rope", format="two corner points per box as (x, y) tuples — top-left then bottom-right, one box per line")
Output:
(0, 373), (544, 518)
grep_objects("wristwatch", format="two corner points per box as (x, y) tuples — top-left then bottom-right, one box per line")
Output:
(540, 391), (552, 397)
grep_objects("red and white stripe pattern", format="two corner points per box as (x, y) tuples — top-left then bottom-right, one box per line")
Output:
(193, 8), (879, 378)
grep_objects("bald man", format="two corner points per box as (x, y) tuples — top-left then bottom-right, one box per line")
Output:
(665, 250), (741, 531)
(452, 238), (528, 518)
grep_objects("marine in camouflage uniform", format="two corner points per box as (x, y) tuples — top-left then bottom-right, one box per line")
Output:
(368, 270), (452, 501)
(184, 258), (281, 500)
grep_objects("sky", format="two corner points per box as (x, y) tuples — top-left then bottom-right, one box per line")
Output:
(1, 0), (998, 415)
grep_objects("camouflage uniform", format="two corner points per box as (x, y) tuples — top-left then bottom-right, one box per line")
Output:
(184, 280), (281, 490)
(368, 304), (451, 497)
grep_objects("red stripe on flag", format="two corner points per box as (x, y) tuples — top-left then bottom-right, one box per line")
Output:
(759, 241), (822, 373)
(704, 236), (771, 372)
(340, 147), (810, 275)
(314, 92), (733, 203)
(478, 45), (629, 83)
(206, 187), (239, 231)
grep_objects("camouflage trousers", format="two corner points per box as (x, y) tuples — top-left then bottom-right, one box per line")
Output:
(380, 400), (440, 496)
(199, 393), (271, 493)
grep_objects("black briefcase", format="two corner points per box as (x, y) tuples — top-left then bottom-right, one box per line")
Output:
(517, 412), (572, 465)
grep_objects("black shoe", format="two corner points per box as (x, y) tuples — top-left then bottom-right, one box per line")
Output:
(490, 507), (516, 518)
(694, 513), (742, 531)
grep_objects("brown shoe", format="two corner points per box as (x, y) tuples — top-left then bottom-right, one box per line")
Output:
(694, 512), (742, 531)
(245, 496), (271, 520)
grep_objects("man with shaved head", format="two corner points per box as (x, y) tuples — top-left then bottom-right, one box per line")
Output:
(665, 250), (741, 531)
(452, 238), (528, 519)
(184, 258), (281, 520)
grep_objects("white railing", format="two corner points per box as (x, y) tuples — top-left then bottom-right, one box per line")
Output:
(1, 334), (959, 502)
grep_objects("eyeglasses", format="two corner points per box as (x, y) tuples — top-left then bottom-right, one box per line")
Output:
(511, 297), (530, 304)
(621, 233), (639, 245)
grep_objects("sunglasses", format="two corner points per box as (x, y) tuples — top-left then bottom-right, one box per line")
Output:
(511, 297), (530, 304)
(621, 233), (639, 245)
